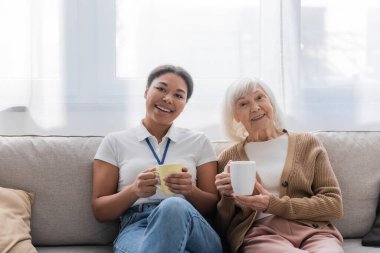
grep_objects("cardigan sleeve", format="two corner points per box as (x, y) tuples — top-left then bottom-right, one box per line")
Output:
(214, 148), (236, 236)
(266, 134), (343, 222)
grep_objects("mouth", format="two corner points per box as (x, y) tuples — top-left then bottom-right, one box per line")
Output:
(250, 113), (266, 121)
(155, 104), (174, 113)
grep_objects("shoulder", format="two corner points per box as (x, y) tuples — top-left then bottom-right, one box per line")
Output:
(219, 142), (240, 156)
(217, 141), (242, 172)
(289, 132), (321, 145)
(288, 132), (325, 155)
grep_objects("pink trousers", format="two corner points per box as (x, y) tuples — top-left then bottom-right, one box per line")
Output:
(241, 215), (344, 253)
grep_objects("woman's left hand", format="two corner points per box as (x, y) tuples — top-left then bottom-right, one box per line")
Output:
(164, 167), (193, 196)
(233, 182), (271, 212)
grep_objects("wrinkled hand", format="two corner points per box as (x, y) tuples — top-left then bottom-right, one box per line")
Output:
(164, 167), (193, 196)
(131, 168), (157, 198)
(215, 170), (233, 196)
(215, 162), (233, 196)
(233, 182), (271, 212)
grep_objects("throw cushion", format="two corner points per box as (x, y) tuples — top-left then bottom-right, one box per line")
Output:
(0, 187), (37, 253)
(362, 191), (380, 247)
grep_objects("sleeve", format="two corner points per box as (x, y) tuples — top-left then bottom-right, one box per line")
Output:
(94, 134), (118, 167)
(214, 148), (237, 236)
(196, 134), (217, 166)
(267, 134), (343, 221)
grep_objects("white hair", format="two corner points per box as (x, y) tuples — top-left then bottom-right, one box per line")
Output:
(222, 77), (287, 141)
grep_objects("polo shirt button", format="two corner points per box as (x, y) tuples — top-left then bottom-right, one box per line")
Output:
(281, 181), (288, 187)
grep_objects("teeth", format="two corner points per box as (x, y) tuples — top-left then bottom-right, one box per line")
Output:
(156, 105), (171, 112)
(251, 114), (265, 120)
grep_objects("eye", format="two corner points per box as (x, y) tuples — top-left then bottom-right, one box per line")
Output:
(155, 86), (166, 93)
(239, 102), (248, 107)
(174, 93), (185, 100)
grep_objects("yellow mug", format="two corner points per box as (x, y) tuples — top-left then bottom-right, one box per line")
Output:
(155, 163), (183, 196)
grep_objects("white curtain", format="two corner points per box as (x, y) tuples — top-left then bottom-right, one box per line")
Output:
(0, 0), (65, 128)
(286, 0), (380, 131)
(1, 0), (380, 137)
(0, 0), (123, 135)
(116, 0), (380, 139)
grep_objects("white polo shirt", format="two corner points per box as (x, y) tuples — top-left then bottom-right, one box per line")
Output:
(95, 122), (217, 206)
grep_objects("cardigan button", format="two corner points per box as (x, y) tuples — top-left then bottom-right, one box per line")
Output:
(281, 181), (289, 187)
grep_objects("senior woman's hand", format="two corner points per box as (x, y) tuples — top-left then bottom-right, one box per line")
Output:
(233, 182), (271, 212)
(215, 165), (234, 196)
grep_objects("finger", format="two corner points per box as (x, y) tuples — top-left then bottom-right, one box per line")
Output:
(216, 172), (230, 181)
(165, 177), (192, 187)
(139, 172), (157, 180)
(234, 194), (250, 201)
(256, 181), (269, 195)
(215, 176), (231, 184)
(137, 178), (157, 187)
(143, 167), (156, 172)
(224, 160), (232, 173)
(164, 172), (191, 181)
(167, 182), (192, 194)
(181, 167), (188, 172)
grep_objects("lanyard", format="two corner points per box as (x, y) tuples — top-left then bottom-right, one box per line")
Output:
(145, 138), (171, 165)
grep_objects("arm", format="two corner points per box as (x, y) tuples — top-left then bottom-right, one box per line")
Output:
(92, 159), (157, 222)
(266, 135), (343, 221)
(187, 161), (219, 216)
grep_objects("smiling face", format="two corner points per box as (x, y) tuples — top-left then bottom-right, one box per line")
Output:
(144, 73), (188, 128)
(234, 86), (278, 140)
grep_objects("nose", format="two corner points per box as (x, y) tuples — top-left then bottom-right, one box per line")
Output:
(250, 102), (260, 112)
(162, 94), (173, 104)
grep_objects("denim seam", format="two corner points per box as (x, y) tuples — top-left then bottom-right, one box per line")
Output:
(178, 214), (192, 252)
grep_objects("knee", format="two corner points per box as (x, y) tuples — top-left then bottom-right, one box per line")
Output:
(157, 197), (194, 217)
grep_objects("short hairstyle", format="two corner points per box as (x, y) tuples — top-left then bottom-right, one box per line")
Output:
(147, 65), (194, 100)
(222, 77), (287, 141)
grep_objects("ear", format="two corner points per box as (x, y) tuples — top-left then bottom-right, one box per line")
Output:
(144, 88), (148, 99)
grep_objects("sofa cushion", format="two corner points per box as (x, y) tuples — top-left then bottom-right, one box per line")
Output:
(0, 187), (37, 253)
(314, 132), (380, 238)
(362, 190), (380, 246)
(0, 136), (119, 246)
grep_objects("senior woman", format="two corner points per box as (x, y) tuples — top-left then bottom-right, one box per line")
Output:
(214, 78), (344, 253)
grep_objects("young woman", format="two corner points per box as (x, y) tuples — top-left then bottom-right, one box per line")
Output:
(92, 65), (222, 253)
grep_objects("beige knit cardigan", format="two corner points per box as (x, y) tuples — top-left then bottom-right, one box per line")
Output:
(215, 132), (343, 253)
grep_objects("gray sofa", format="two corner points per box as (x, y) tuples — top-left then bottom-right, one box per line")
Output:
(0, 132), (379, 252)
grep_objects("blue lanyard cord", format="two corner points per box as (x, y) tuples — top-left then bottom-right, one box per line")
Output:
(145, 138), (171, 165)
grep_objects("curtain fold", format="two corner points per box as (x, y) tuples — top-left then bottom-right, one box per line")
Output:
(1, 0), (380, 135)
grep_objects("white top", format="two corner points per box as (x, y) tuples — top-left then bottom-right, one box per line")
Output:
(95, 122), (217, 206)
(244, 134), (288, 220)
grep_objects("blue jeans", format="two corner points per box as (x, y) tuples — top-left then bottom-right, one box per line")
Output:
(114, 197), (222, 253)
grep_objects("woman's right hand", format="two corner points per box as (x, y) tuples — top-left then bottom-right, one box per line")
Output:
(215, 164), (233, 196)
(130, 168), (158, 198)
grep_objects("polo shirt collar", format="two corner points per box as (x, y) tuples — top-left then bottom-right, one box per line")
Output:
(135, 121), (179, 143)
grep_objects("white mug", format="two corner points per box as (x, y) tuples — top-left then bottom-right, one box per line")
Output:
(230, 161), (256, 195)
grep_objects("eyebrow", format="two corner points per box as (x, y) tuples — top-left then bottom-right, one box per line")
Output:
(156, 81), (186, 94)
(237, 90), (265, 100)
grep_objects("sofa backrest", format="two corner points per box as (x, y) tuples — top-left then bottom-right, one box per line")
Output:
(0, 136), (119, 246)
(0, 132), (379, 244)
(313, 131), (380, 238)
